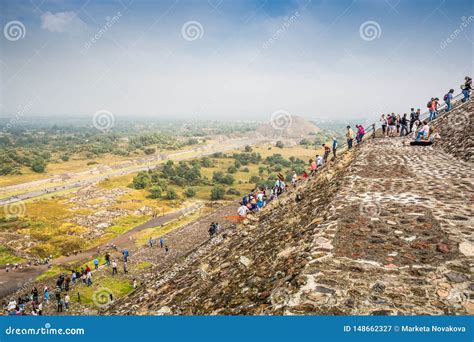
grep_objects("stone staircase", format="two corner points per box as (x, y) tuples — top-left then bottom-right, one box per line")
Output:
(105, 101), (473, 316)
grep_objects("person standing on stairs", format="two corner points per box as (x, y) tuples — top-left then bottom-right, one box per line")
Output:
(346, 125), (354, 149)
(400, 113), (408, 136)
(444, 88), (454, 111)
(462, 76), (472, 102)
(409, 109), (416, 133)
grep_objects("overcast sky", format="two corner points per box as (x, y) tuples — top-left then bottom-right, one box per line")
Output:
(0, 0), (472, 123)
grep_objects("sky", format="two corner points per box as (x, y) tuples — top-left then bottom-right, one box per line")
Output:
(0, 0), (473, 124)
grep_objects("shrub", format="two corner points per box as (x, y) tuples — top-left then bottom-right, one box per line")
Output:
(227, 165), (237, 174)
(276, 141), (284, 148)
(144, 147), (156, 155)
(184, 187), (196, 198)
(244, 145), (253, 152)
(250, 175), (261, 183)
(31, 160), (46, 173)
(210, 185), (225, 200)
(165, 189), (178, 200)
(149, 186), (162, 199)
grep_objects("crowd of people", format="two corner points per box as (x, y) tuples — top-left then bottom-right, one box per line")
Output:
(237, 76), (472, 218)
(379, 76), (471, 141)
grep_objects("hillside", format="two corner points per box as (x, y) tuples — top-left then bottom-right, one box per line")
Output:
(107, 101), (473, 315)
(256, 115), (320, 139)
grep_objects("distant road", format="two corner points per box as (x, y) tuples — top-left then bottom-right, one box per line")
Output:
(0, 137), (270, 206)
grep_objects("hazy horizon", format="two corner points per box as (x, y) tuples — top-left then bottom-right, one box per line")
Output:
(1, 0), (473, 124)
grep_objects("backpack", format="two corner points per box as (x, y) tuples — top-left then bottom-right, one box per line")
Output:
(427, 101), (432, 108)
(443, 94), (448, 101)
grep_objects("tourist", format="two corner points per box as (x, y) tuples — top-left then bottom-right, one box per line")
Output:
(428, 97), (436, 121)
(86, 270), (92, 286)
(380, 114), (388, 137)
(346, 125), (354, 149)
(238, 203), (249, 218)
(322, 144), (331, 163)
(165, 245), (169, 254)
(409, 108), (416, 132)
(356, 124), (365, 143)
(148, 237), (154, 248)
(123, 261), (128, 274)
(316, 154), (323, 167)
(291, 171), (297, 186)
(112, 260), (118, 275)
(55, 290), (62, 313)
(462, 76), (472, 102)
(332, 137), (337, 158)
(416, 121), (430, 141)
(105, 252), (110, 266)
(159, 237), (165, 248)
(64, 275), (70, 291)
(122, 249), (129, 262)
(64, 293), (70, 311)
(444, 88), (454, 111)
(37, 301), (43, 315)
(400, 113), (408, 136)
(31, 287), (39, 303)
(209, 223), (216, 238)
(309, 159), (317, 176)
(133, 278), (137, 289)
(93, 258), (99, 270)
(43, 287), (49, 304)
(389, 113), (396, 136)
(396, 114), (401, 134)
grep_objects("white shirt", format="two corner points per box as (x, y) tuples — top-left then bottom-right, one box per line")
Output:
(238, 205), (249, 217)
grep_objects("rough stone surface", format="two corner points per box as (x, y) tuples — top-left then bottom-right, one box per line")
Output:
(106, 108), (473, 315)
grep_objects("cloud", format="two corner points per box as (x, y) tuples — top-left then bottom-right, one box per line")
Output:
(41, 11), (86, 33)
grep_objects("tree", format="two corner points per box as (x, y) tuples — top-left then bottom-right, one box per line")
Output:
(184, 187), (196, 198)
(201, 157), (212, 168)
(276, 141), (284, 148)
(31, 160), (46, 173)
(144, 147), (156, 155)
(132, 172), (150, 189)
(149, 186), (162, 199)
(165, 189), (178, 200)
(210, 185), (225, 200)
(244, 145), (253, 152)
